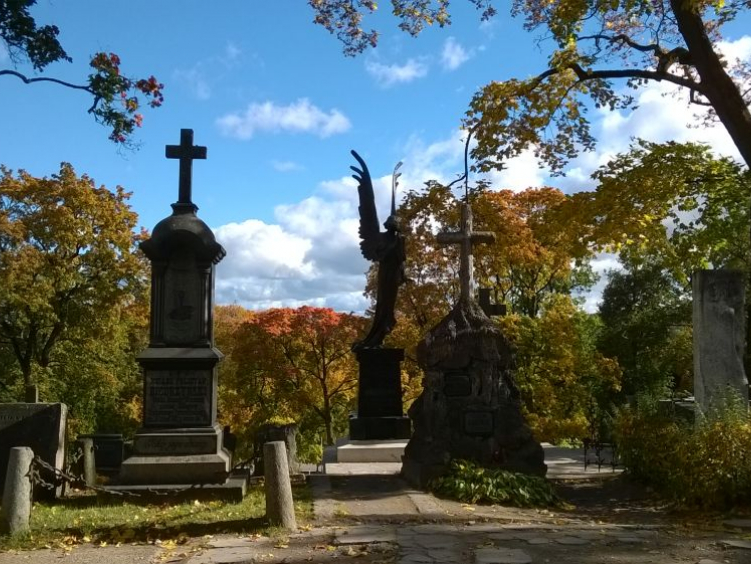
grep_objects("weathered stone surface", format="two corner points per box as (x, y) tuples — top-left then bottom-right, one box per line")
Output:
(474, 547), (533, 564)
(264, 441), (297, 530)
(0, 403), (67, 499)
(723, 519), (751, 530)
(255, 423), (300, 475)
(1, 447), (33, 534)
(722, 539), (751, 549)
(402, 299), (545, 487)
(693, 270), (748, 412)
(335, 525), (397, 544)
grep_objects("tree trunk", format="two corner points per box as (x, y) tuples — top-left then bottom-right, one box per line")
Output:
(670, 0), (751, 169)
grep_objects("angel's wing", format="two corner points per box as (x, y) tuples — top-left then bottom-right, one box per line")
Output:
(351, 150), (381, 261)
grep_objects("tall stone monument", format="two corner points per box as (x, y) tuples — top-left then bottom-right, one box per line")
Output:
(402, 203), (546, 487)
(693, 269), (749, 412)
(119, 129), (231, 485)
(349, 152), (410, 440)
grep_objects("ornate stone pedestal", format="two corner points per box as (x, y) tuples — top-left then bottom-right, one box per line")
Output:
(349, 348), (411, 440)
(119, 130), (237, 491)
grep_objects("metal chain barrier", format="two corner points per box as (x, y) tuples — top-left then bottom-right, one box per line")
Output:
(30, 454), (256, 499)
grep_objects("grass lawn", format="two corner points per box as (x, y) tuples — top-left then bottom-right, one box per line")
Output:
(0, 483), (313, 551)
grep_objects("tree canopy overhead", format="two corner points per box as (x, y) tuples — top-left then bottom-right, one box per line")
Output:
(0, 0), (163, 144)
(311, 0), (751, 172)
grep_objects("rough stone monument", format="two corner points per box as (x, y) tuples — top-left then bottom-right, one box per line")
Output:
(0, 403), (67, 499)
(348, 151), (410, 440)
(119, 129), (232, 486)
(402, 203), (546, 487)
(693, 269), (749, 412)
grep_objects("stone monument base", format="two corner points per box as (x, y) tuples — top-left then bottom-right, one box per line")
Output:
(106, 469), (249, 502)
(349, 416), (411, 440)
(336, 439), (408, 463)
(119, 423), (231, 485)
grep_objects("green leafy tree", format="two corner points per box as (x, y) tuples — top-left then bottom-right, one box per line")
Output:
(0, 0), (163, 144)
(598, 259), (692, 398)
(0, 163), (147, 394)
(502, 294), (621, 441)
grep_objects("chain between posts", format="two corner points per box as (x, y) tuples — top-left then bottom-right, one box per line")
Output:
(29, 451), (256, 500)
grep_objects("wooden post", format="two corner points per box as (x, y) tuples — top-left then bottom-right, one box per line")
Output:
(263, 441), (297, 530)
(1, 447), (34, 534)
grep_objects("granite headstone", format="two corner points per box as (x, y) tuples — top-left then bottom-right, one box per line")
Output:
(0, 403), (67, 499)
(693, 270), (749, 413)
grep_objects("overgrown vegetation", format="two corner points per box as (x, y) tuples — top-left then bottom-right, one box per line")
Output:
(429, 459), (561, 507)
(614, 395), (751, 509)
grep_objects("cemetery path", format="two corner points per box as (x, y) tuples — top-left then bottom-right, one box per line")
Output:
(2, 463), (751, 563)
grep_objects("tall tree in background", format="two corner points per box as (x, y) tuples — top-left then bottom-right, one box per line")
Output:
(0, 0), (163, 143)
(598, 259), (691, 398)
(0, 163), (147, 395)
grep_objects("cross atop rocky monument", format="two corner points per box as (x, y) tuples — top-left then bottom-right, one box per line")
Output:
(436, 203), (495, 304)
(402, 198), (545, 487)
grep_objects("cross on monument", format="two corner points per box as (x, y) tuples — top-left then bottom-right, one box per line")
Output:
(166, 129), (207, 206)
(437, 203), (496, 304)
(478, 288), (506, 317)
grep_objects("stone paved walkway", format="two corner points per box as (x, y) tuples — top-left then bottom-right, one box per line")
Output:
(2, 448), (751, 563)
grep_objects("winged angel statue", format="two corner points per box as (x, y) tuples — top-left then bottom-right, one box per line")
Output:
(350, 150), (406, 351)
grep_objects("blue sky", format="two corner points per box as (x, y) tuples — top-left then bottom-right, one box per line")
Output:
(1, 2), (750, 312)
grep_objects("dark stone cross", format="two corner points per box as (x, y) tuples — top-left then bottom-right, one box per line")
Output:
(436, 203), (496, 304)
(478, 288), (506, 317)
(166, 129), (207, 205)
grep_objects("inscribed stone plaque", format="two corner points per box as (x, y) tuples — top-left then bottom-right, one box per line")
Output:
(464, 410), (494, 436)
(444, 371), (471, 397)
(163, 248), (203, 345)
(136, 434), (217, 455)
(144, 369), (212, 427)
(0, 403), (67, 499)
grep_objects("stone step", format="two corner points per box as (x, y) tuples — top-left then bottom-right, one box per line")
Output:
(336, 439), (408, 463)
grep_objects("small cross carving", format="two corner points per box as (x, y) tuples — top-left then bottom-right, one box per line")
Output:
(436, 203), (496, 304)
(478, 288), (506, 318)
(166, 129), (207, 205)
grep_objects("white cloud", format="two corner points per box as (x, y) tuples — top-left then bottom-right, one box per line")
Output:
(216, 98), (352, 139)
(173, 67), (212, 100)
(272, 160), (303, 172)
(365, 58), (428, 87)
(441, 37), (472, 71)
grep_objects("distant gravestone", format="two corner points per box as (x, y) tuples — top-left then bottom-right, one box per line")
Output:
(693, 270), (749, 413)
(0, 403), (67, 499)
(402, 203), (545, 487)
(254, 424), (300, 475)
(119, 129), (231, 486)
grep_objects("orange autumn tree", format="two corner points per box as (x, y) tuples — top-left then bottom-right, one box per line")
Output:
(226, 306), (364, 446)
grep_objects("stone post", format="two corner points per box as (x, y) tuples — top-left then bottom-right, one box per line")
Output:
(263, 441), (297, 530)
(693, 270), (749, 413)
(78, 437), (96, 487)
(1, 447), (34, 534)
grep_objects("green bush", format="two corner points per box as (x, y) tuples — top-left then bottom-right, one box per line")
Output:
(614, 394), (751, 508)
(428, 459), (561, 507)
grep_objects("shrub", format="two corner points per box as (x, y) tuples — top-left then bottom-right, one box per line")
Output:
(428, 459), (561, 507)
(614, 393), (751, 508)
